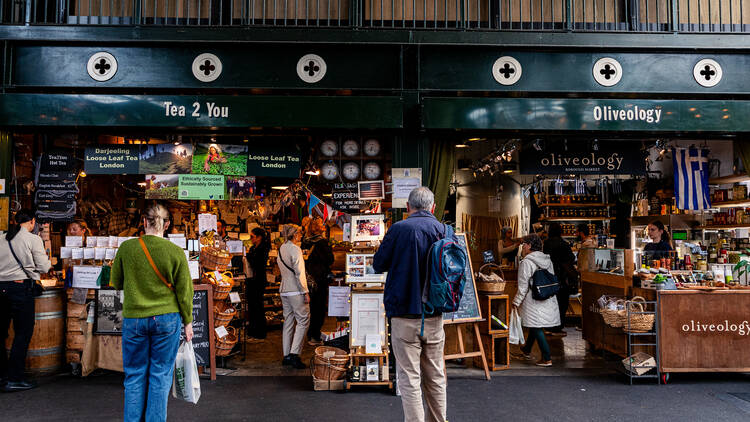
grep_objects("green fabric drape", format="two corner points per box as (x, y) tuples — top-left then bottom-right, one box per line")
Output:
(737, 140), (750, 178)
(0, 131), (10, 183)
(427, 139), (455, 221)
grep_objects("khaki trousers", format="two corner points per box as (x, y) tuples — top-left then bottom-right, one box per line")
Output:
(281, 295), (310, 356)
(391, 316), (447, 422)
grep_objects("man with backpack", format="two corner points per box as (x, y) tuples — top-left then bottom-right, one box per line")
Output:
(373, 187), (448, 422)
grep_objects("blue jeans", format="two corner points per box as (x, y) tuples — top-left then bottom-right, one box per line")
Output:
(122, 313), (182, 422)
(521, 327), (551, 361)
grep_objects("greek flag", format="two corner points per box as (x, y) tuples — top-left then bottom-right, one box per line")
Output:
(672, 147), (710, 210)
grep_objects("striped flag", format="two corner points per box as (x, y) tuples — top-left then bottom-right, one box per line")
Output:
(672, 147), (711, 210)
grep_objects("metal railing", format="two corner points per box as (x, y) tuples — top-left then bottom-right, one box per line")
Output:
(1, 0), (749, 32)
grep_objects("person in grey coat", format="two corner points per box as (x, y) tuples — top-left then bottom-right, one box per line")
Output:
(512, 233), (560, 367)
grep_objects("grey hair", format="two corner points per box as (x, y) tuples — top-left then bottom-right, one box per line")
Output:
(281, 224), (300, 241)
(407, 187), (435, 211)
(143, 203), (170, 233)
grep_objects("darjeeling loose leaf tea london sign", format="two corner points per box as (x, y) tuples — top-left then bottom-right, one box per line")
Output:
(84, 146), (141, 174)
(246, 143), (300, 178)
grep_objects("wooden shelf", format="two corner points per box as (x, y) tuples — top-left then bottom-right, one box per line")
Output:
(709, 174), (750, 185)
(540, 217), (612, 222)
(712, 200), (750, 208)
(697, 224), (750, 230)
(539, 203), (613, 208)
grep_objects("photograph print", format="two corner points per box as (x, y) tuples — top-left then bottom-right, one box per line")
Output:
(95, 289), (124, 335)
(226, 176), (256, 200)
(145, 174), (180, 199)
(192, 143), (248, 176)
(350, 214), (385, 242)
(138, 144), (194, 174)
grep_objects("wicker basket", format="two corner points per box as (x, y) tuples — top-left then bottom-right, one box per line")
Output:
(622, 296), (655, 333)
(215, 326), (238, 357)
(214, 305), (236, 327)
(476, 263), (506, 294)
(601, 299), (626, 328)
(200, 247), (232, 271)
(312, 346), (349, 380)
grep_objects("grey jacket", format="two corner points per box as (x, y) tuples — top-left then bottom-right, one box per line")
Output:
(0, 227), (52, 281)
(513, 251), (561, 328)
(277, 242), (308, 294)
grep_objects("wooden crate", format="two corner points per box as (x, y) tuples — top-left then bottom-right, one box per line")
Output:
(478, 294), (509, 335)
(474, 333), (509, 371)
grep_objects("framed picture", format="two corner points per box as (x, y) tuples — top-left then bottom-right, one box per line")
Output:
(346, 253), (386, 283)
(95, 289), (124, 335)
(358, 180), (385, 200)
(350, 214), (385, 242)
(350, 292), (386, 348)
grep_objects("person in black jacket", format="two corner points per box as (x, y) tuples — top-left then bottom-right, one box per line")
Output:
(303, 217), (334, 346)
(543, 223), (578, 337)
(245, 227), (271, 340)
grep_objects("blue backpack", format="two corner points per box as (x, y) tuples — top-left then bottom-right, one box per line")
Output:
(421, 224), (468, 332)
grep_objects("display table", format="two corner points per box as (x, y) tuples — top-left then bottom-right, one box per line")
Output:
(658, 289), (750, 374)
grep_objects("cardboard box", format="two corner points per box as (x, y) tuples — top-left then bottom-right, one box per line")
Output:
(622, 352), (656, 376)
(313, 376), (345, 391)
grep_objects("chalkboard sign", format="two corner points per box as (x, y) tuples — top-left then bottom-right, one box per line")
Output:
(443, 233), (482, 324)
(35, 153), (77, 222)
(190, 285), (216, 380)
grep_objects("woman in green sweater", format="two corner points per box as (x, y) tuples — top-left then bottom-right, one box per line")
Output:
(110, 203), (194, 422)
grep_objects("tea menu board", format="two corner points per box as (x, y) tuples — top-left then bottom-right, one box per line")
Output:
(35, 153), (77, 222)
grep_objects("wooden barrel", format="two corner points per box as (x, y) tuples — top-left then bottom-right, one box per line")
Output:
(5, 289), (66, 375)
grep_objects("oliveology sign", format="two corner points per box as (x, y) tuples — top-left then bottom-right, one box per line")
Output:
(520, 141), (646, 175)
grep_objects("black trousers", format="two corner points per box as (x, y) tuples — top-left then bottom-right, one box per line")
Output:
(245, 279), (267, 339)
(0, 280), (35, 382)
(552, 284), (570, 331)
(308, 284), (328, 341)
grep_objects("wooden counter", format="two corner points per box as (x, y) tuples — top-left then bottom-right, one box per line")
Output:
(658, 289), (750, 374)
(581, 273), (632, 357)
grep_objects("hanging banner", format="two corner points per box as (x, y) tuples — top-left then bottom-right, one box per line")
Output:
(192, 143), (248, 176)
(520, 141), (647, 175)
(84, 145), (140, 174)
(139, 144), (193, 174)
(178, 175), (225, 200)
(246, 142), (301, 178)
(145, 175), (180, 199)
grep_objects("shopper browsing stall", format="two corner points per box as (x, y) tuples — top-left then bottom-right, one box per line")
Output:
(373, 187), (447, 422)
(303, 217), (334, 346)
(277, 224), (310, 370)
(110, 203), (194, 422)
(512, 234), (560, 367)
(245, 227), (270, 341)
(0, 209), (52, 393)
(577, 223), (597, 249)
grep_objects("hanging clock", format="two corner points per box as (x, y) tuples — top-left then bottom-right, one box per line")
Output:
(364, 139), (381, 157)
(363, 162), (381, 180)
(321, 162), (339, 180)
(320, 139), (338, 157)
(342, 139), (359, 157)
(342, 162), (360, 180)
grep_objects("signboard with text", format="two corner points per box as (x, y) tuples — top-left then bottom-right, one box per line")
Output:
(178, 175), (225, 200)
(84, 145), (141, 174)
(520, 141), (646, 175)
(246, 143), (301, 178)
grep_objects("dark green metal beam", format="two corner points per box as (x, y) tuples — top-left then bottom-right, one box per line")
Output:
(3, 26), (750, 51)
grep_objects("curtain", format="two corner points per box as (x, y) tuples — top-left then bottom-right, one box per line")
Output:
(427, 138), (455, 221)
(737, 140), (750, 178)
(0, 131), (10, 183)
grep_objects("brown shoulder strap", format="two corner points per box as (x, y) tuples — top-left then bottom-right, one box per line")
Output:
(138, 237), (174, 292)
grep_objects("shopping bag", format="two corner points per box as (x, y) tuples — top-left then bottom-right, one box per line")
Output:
(509, 308), (525, 345)
(172, 340), (201, 404)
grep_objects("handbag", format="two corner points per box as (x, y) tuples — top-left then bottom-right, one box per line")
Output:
(138, 237), (174, 292)
(6, 238), (44, 297)
(530, 268), (560, 300)
(278, 249), (315, 293)
(242, 255), (254, 279)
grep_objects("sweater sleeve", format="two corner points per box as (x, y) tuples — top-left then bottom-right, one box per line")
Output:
(173, 253), (194, 324)
(110, 249), (124, 290)
(31, 235), (52, 274)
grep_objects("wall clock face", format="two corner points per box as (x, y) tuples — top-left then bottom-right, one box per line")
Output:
(364, 139), (381, 157)
(364, 162), (381, 180)
(342, 162), (360, 180)
(342, 139), (359, 157)
(321, 162), (339, 180)
(320, 139), (338, 157)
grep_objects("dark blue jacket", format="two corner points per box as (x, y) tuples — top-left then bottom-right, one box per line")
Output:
(373, 210), (445, 318)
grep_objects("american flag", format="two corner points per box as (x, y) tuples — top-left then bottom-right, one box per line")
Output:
(358, 181), (384, 200)
(672, 147), (710, 210)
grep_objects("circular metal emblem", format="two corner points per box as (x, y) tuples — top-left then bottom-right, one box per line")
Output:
(86, 52), (117, 82)
(297, 54), (327, 84)
(192, 53), (222, 83)
(592, 57), (623, 87)
(491, 56), (522, 86)
(693, 59), (722, 88)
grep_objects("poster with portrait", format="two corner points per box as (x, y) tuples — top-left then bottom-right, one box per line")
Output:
(192, 143), (248, 176)
(226, 176), (256, 200)
(139, 144), (194, 174)
(144, 174), (180, 199)
(350, 214), (385, 242)
(95, 289), (124, 335)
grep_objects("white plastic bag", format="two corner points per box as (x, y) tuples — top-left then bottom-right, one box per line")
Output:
(509, 308), (525, 345)
(172, 340), (201, 404)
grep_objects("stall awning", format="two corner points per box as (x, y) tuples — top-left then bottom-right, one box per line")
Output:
(422, 97), (750, 132)
(0, 94), (404, 129)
